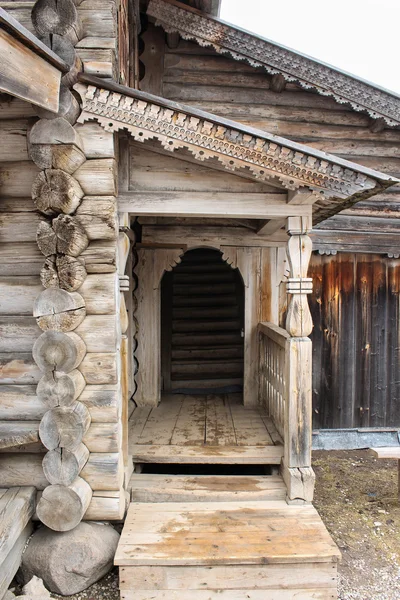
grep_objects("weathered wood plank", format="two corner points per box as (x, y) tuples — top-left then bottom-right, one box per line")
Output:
(0, 27), (61, 112)
(0, 522), (33, 599)
(130, 445), (283, 464)
(119, 192), (309, 219)
(0, 486), (36, 566)
(0, 353), (41, 385)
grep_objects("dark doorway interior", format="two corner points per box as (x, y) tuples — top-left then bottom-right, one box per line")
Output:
(161, 248), (244, 394)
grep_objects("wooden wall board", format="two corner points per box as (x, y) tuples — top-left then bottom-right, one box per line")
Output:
(0, 27), (61, 112)
(309, 253), (400, 428)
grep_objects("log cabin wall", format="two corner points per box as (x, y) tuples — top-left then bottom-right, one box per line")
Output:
(0, 0), (127, 524)
(310, 253), (400, 430)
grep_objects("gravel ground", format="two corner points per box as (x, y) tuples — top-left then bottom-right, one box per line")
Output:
(10, 450), (400, 599)
(314, 450), (400, 600)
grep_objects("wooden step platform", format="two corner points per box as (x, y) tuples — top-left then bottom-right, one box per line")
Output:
(116, 501), (340, 599)
(130, 474), (287, 502)
(129, 394), (283, 465)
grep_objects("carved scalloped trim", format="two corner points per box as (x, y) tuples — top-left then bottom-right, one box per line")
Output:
(148, 0), (400, 127)
(74, 83), (379, 208)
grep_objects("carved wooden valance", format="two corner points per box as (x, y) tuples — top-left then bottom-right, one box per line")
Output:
(74, 77), (396, 223)
(147, 0), (400, 127)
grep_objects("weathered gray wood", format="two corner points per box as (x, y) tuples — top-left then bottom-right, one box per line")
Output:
(0, 317), (41, 353)
(79, 352), (118, 384)
(0, 242), (43, 277)
(74, 315), (117, 353)
(39, 401), (91, 451)
(33, 288), (86, 331)
(32, 169), (84, 216)
(32, 330), (86, 372)
(36, 476), (92, 532)
(78, 384), (119, 422)
(0, 353), (41, 385)
(77, 273), (117, 314)
(0, 522), (33, 599)
(0, 27), (61, 112)
(83, 421), (120, 453)
(74, 158), (117, 195)
(41, 255), (88, 291)
(29, 117), (85, 173)
(81, 452), (124, 491)
(0, 276), (42, 315)
(36, 369), (86, 407)
(0, 486), (36, 566)
(0, 161), (39, 198)
(80, 240), (117, 273)
(36, 83), (80, 123)
(0, 453), (48, 489)
(84, 489), (125, 520)
(74, 121), (115, 158)
(141, 225), (287, 247)
(37, 215), (89, 257)
(0, 119), (29, 162)
(75, 196), (118, 240)
(118, 192), (307, 219)
(0, 422), (39, 450)
(31, 0), (82, 43)
(42, 443), (89, 485)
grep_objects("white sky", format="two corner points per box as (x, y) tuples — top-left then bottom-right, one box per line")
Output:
(220, 0), (400, 95)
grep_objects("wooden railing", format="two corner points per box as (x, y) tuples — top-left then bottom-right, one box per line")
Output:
(259, 321), (314, 501)
(258, 322), (290, 440)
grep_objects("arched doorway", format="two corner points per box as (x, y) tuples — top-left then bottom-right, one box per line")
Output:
(161, 248), (244, 395)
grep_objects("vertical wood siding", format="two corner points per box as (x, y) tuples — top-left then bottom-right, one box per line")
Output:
(310, 253), (400, 429)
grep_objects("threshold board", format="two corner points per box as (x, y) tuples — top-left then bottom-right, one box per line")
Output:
(131, 444), (283, 464)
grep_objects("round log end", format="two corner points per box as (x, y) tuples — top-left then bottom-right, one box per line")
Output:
(39, 402), (91, 451)
(33, 330), (86, 373)
(36, 477), (92, 531)
(34, 288), (86, 332)
(37, 369), (86, 407)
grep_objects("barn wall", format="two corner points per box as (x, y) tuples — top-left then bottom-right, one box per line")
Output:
(309, 252), (400, 429)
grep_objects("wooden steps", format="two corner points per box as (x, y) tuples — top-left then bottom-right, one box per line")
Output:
(0, 487), (36, 598)
(130, 474), (286, 502)
(116, 501), (340, 599)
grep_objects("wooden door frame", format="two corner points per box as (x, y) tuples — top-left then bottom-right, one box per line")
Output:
(134, 243), (282, 407)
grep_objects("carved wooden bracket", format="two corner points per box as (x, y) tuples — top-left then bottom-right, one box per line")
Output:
(72, 81), (395, 228)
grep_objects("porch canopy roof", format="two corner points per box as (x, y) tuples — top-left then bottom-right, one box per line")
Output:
(147, 0), (400, 128)
(75, 74), (398, 226)
(0, 8), (68, 112)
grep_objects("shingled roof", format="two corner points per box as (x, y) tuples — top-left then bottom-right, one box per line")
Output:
(147, 0), (400, 127)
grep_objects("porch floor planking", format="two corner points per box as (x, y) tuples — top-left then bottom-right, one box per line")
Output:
(129, 394), (283, 464)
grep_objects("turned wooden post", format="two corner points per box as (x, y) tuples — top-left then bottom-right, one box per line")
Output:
(283, 216), (315, 502)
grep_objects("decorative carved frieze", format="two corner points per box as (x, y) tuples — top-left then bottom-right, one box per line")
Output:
(148, 0), (400, 127)
(74, 82), (388, 213)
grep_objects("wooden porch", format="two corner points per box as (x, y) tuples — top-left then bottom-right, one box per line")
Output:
(129, 393), (284, 464)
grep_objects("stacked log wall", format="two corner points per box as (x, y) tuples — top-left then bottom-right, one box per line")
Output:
(0, 0), (126, 525)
